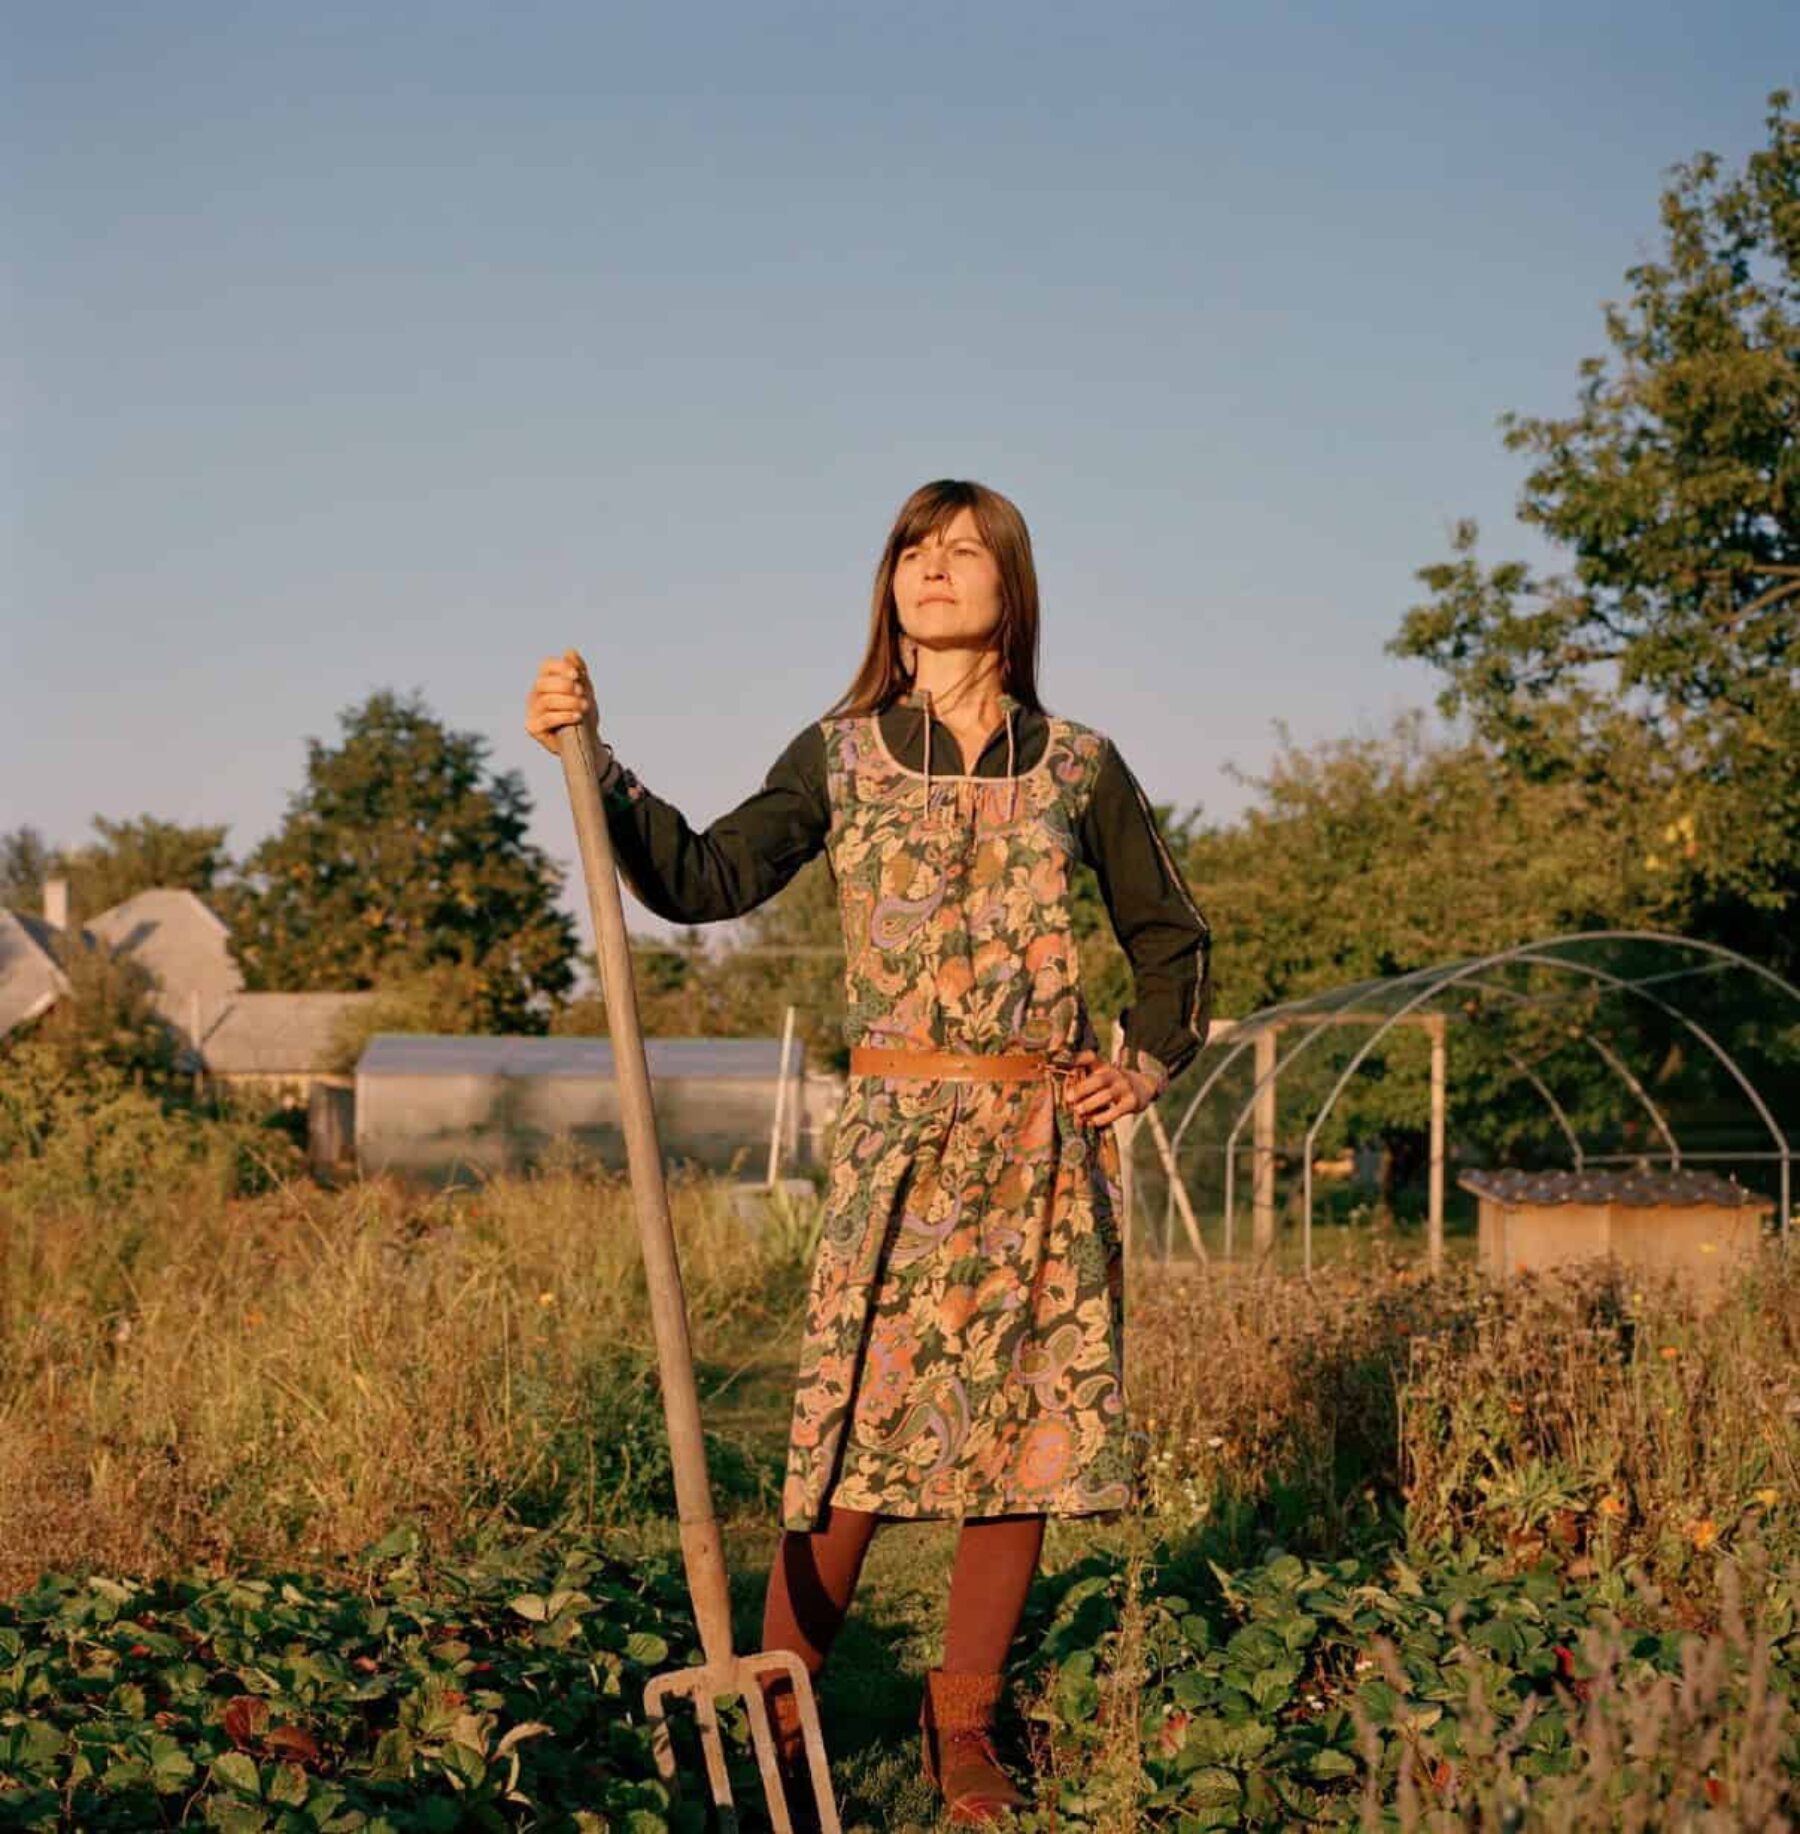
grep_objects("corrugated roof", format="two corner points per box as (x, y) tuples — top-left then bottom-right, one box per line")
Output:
(1458, 1168), (1774, 1211)
(0, 908), (69, 1038)
(357, 1033), (803, 1080)
(201, 992), (376, 1074)
(87, 889), (243, 1039)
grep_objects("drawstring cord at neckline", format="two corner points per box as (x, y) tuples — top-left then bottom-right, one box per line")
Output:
(922, 694), (933, 809)
(912, 689), (1019, 822)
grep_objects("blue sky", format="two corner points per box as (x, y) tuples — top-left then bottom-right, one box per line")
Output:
(4, 3), (1792, 931)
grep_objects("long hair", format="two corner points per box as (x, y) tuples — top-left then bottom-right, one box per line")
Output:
(830, 480), (1044, 717)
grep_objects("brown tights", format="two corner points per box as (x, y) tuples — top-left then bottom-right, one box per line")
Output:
(761, 1506), (1046, 1677)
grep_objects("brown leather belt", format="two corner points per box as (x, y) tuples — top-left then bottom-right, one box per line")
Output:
(850, 1045), (1060, 1082)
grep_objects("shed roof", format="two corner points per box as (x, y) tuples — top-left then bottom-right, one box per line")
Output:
(201, 992), (376, 1074)
(1458, 1168), (1773, 1211)
(357, 1033), (803, 1080)
(0, 908), (70, 1037)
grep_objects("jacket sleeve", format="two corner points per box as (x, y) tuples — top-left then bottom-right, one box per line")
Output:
(1076, 740), (1213, 1085)
(599, 724), (831, 923)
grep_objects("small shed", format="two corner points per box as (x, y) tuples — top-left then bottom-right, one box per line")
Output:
(354, 1033), (825, 1182)
(1461, 1168), (1774, 1293)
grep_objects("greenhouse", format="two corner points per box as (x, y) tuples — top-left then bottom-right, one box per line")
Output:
(1128, 931), (1800, 1272)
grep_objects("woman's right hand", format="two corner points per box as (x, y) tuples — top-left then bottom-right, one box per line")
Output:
(526, 649), (601, 756)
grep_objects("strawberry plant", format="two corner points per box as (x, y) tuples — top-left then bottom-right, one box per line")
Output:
(1020, 1543), (1800, 1828)
(0, 1531), (735, 1831)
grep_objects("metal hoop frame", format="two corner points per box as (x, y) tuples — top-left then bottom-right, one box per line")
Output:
(1133, 930), (1799, 1268)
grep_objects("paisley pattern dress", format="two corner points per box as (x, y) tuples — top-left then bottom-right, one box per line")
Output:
(780, 702), (1137, 1528)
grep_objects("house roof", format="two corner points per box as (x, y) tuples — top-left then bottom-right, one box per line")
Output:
(200, 992), (377, 1075)
(357, 1033), (804, 1080)
(87, 889), (243, 1037)
(0, 908), (70, 1038)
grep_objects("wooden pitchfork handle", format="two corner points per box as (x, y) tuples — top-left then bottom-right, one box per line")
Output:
(557, 718), (840, 1834)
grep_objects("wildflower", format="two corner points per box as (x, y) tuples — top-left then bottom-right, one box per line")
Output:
(243, 1308), (265, 1329)
(1597, 1494), (1627, 1519)
(538, 1292), (556, 1307)
(1689, 1518), (1719, 1551)
(1659, 1345), (1680, 1360)
(1157, 1707), (1191, 1757)
(1753, 1488), (1779, 1509)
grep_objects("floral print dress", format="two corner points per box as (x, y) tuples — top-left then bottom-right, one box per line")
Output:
(780, 698), (1136, 1528)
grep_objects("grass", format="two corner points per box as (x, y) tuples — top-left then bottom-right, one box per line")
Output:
(3, 1142), (1798, 1827)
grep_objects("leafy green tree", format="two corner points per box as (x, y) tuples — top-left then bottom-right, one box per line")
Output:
(6, 934), (182, 1090)
(1392, 92), (1800, 972)
(713, 857), (847, 1062)
(62, 815), (233, 921)
(1172, 717), (1670, 1191)
(0, 816), (231, 923)
(1185, 715), (1658, 1018)
(226, 691), (576, 1032)
(0, 826), (55, 914)
(550, 930), (715, 1038)
(554, 859), (850, 1063)
(323, 960), (495, 1073)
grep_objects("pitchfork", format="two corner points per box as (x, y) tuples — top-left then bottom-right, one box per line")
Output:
(558, 716), (841, 1834)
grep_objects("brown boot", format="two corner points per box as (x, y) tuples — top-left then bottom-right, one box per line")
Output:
(920, 1668), (1028, 1825)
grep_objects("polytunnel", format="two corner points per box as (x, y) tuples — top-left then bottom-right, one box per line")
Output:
(1124, 931), (1800, 1273)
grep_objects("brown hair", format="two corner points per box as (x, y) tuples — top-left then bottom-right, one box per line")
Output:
(829, 479), (1044, 717)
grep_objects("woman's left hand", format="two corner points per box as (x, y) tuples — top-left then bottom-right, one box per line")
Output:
(1064, 1050), (1160, 1127)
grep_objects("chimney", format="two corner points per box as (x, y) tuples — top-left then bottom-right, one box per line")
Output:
(43, 876), (69, 932)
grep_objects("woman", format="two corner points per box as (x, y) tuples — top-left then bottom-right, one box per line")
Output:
(526, 479), (1210, 1826)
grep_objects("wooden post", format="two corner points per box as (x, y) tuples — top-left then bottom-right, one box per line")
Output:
(1252, 1026), (1278, 1255)
(1428, 1014), (1447, 1271)
(766, 1003), (796, 1188)
(1145, 1103), (1208, 1265)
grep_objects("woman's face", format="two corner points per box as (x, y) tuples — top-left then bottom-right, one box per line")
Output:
(892, 507), (1003, 653)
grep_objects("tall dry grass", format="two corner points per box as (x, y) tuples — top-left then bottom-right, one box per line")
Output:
(0, 1155), (811, 1592)
(1129, 1249), (1800, 1595)
(7, 1132), (1799, 1823)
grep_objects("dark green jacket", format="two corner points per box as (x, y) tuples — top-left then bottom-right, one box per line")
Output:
(600, 699), (1212, 1080)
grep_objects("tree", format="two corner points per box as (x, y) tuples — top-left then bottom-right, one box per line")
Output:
(1392, 92), (1800, 971)
(323, 959), (496, 1074)
(1184, 715), (1658, 1018)
(60, 815), (232, 922)
(225, 690), (576, 1032)
(553, 859), (850, 1063)
(550, 929), (718, 1039)
(0, 826), (54, 913)
(1174, 717), (1668, 1184)
(0, 817), (230, 923)
(6, 933), (181, 1090)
